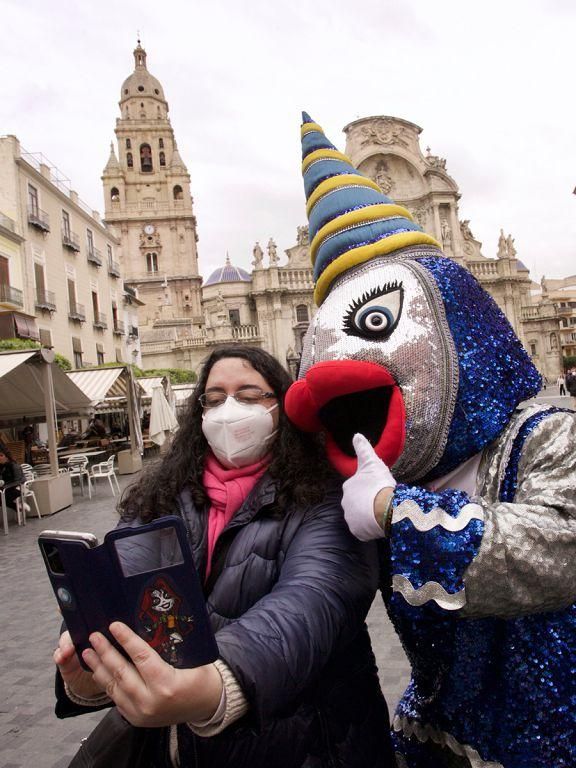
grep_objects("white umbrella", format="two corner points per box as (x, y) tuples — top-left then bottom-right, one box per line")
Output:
(149, 386), (179, 446)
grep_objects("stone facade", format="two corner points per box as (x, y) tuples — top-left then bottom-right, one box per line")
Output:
(531, 275), (576, 367)
(0, 135), (142, 367)
(102, 42), (203, 352)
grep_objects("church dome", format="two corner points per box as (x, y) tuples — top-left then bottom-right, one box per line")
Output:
(204, 255), (251, 286)
(120, 42), (166, 104)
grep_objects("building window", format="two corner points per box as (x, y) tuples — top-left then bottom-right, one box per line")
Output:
(111, 187), (120, 202)
(159, 138), (164, 149)
(126, 138), (131, 149)
(146, 252), (158, 273)
(296, 304), (309, 323)
(107, 244), (113, 265)
(96, 344), (104, 365)
(140, 143), (153, 172)
(229, 309), (241, 326)
(72, 337), (83, 368)
(173, 185), (183, 200)
(28, 184), (39, 215)
(530, 342), (537, 356)
(127, 152), (133, 168)
(87, 229), (94, 254)
(115, 348), (123, 363)
(92, 290), (99, 321)
(159, 151), (166, 167)
(62, 210), (71, 237)
(39, 328), (52, 348)
(550, 333), (558, 350)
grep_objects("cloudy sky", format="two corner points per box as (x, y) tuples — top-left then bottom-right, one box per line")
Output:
(3, 0), (575, 283)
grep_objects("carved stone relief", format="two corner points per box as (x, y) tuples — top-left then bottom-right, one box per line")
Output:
(359, 120), (409, 149)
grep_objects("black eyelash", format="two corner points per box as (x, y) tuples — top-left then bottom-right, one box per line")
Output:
(344, 281), (402, 316)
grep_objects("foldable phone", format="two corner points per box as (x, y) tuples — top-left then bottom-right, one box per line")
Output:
(39, 516), (218, 669)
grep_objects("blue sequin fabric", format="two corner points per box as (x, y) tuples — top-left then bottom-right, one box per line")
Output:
(416, 257), (541, 481)
(391, 485), (483, 594)
(389, 411), (576, 768)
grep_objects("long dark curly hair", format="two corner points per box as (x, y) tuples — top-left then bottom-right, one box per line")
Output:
(119, 346), (331, 523)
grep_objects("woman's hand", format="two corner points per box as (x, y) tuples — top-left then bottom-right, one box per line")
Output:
(54, 631), (106, 700)
(82, 622), (223, 727)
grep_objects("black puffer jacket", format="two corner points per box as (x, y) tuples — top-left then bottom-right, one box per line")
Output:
(57, 475), (395, 767)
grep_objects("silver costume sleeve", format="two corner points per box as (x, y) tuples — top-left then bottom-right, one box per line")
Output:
(463, 410), (576, 618)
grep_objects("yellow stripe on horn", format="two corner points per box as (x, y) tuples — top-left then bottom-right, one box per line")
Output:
(301, 148), (351, 173)
(313, 232), (442, 305)
(301, 122), (324, 137)
(310, 203), (416, 261)
(306, 174), (382, 216)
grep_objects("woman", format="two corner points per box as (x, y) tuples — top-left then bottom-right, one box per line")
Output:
(54, 346), (394, 767)
(0, 448), (23, 512)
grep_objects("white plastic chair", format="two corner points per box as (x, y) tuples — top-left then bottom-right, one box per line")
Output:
(66, 454), (92, 498)
(90, 455), (121, 496)
(16, 464), (41, 521)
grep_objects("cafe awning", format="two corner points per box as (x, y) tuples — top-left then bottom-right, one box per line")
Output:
(0, 349), (91, 420)
(67, 366), (132, 403)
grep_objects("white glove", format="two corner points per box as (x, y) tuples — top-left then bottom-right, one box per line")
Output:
(342, 433), (396, 541)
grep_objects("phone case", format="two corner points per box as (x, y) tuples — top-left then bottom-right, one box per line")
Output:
(39, 516), (218, 670)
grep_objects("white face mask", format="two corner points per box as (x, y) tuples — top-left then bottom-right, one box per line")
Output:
(201, 396), (279, 469)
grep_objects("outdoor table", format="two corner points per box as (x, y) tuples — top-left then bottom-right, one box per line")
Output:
(0, 480), (22, 535)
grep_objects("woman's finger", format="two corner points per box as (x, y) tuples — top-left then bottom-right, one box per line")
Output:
(86, 632), (145, 700)
(109, 622), (166, 683)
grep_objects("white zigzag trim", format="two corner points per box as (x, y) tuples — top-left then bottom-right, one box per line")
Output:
(392, 500), (484, 532)
(392, 574), (466, 610)
(394, 715), (504, 768)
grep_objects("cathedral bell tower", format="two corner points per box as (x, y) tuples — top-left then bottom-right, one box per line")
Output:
(102, 41), (203, 343)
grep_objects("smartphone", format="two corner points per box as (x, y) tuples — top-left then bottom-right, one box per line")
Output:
(39, 516), (218, 670)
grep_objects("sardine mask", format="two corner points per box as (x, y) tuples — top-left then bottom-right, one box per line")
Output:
(285, 114), (541, 482)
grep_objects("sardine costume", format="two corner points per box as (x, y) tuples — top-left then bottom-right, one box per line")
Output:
(285, 113), (576, 768)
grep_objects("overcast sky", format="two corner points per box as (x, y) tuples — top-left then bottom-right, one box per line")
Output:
(3, 0), (575, 284)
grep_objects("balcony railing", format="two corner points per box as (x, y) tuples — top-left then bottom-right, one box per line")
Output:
(28, 206), (50, 232)
(93, 311), (107, 329)
(87, 247), (103, 266)
(0, 283), (24, 307)
(62, 229), (81, 252)
(108, 260), (121, 278)
(0, 212), (17, 233)
(112, 320), (125, 336)
(35, 289), (56, 312)
(68, 302), (86, 322)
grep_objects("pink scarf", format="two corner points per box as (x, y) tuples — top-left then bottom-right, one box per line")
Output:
(202, 453), (269, 580)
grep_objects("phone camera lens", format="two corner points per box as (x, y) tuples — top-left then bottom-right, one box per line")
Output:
(57, 587), (75, 609)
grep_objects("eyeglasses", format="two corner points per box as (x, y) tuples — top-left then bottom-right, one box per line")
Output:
(199, 387), (277, 409)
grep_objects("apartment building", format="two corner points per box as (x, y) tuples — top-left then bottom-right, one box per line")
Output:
(0, 135), (142, 366)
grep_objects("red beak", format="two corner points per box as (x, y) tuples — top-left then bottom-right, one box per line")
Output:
(285, 360), (405, 477)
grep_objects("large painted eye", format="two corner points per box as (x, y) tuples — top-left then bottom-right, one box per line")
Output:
(343, 282), (403, 340)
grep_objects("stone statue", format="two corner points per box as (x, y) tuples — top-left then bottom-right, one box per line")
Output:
(252, 241), (264, 268)
(297, 225), (309, 247)
(506, 234), (517, 259)
(268, 237), (279, 265)
(497, 229), (508, 259)
(440, 219), (452, 249)
(460, 220), (474, 241)
(375, 167), (394, 194)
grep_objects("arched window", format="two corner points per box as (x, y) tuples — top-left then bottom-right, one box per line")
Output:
(126, 138), (131, 149)
(110, 187), (120, 202)
(140, 144), (153, 172)
(550, 333), (558, 350)
(159, 151), (166, 167)
(126, 152), (133, 168)
(173, 185), (183, 200)
(159, 138), (164, 149)
(296, 304), (309, 323)
(530, 341), (537, 356)
(146, 252), (158, 273)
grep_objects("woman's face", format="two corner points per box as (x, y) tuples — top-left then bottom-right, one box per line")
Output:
(204, 357), (280, 430)
(0, 453), (8, 464)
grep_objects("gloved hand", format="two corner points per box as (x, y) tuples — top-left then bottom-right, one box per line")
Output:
(342, 433), (396, 541)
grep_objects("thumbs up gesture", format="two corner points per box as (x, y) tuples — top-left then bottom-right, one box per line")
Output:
(342, 434), (397, 541)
